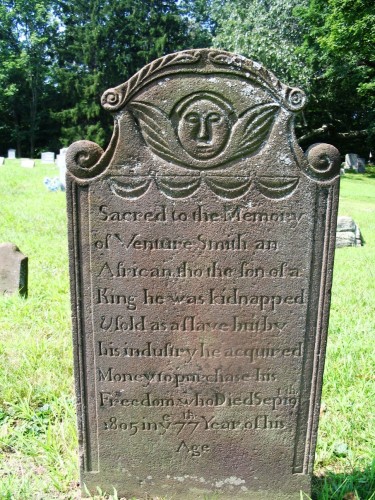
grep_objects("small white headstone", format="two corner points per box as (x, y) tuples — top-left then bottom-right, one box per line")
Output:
(7, 149), (16, 159)
(41, 151), (55, 163)
(0, 157), (4, 166)
(56, 150), (67, 189)
(21, 158), (35, 168)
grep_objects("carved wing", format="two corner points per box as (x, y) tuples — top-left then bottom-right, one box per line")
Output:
(129, 101), (187, 164)
(226, 103), (279, 160)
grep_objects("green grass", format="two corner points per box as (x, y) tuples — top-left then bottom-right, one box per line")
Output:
(0, 160), (374, 499)
(0, 160), (76, 498)
(312, 169), (375, 500)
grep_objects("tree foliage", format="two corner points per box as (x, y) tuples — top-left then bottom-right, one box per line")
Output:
(0, 0), (373, 157)
(296, 0), (375, 155)
(209, 0), (374, 156)
(53, 0), (199, 146)
(210, 0), (310, 87)
(0, 0), (58, 157)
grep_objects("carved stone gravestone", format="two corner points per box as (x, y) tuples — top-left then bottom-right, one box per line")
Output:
(7, 149), (16, 159)
(0, 243), (28, 297)
(66, 49), (340, 499)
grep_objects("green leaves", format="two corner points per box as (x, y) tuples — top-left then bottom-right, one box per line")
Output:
(210, 0), (310, 88)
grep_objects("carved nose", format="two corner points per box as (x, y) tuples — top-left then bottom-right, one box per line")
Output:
(197, 119), (210, 141)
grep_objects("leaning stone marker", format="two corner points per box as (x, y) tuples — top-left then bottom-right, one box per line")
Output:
(0, 243), (28, 297)
(66, 49), (340, 499)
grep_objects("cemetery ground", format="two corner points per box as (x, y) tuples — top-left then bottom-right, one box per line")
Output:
(0, 160), (374, 500)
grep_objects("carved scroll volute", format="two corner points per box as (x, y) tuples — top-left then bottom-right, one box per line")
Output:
(304, 143), (341, 182)
(66, 140), (104, 181)
(66, 119), (120, 182)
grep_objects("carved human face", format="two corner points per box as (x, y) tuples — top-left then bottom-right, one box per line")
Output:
(177, 98), (230, 160)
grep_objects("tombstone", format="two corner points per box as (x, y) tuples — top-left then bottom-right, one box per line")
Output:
(20, 158), (35, 168)
(357, 157), (366, 173)
(0, 243), (28, 297)
(0, 157), (4, 166)
(41, 151), (55, 163)
(345, 153), (358, 171)
(7, 149), (16, 159)
(56, 148), (68, 189)
(66, 49), (341, 499)
(336, 216), (362, 247)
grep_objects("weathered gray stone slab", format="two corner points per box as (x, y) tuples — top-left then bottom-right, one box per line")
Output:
(345, 153), (358, 171)
(41, 151), (55, 163)
(357, 157), (366, 173)
(336, 216), (362, 247)
(0, 157), (4, 166)
(0, 243), (28, 297)
(21, 158), (35, 168)
(66, 49), (340, 499)
(7, 149), (16, 159)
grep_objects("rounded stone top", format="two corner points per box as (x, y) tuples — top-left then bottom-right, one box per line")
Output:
(101, 49), (307, 113)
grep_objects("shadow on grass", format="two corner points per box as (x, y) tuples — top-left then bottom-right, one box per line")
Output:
(312, 461), (375, 499)
(341, 173), (375, 181)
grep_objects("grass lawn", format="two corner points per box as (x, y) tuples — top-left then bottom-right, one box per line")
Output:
(0, 160), (374, 499)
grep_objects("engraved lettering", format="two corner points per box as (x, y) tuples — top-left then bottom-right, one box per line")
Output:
(176, 441), (210, 457)
(96, 288), (137, 309)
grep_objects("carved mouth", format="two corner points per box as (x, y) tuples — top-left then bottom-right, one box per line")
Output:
(256, 176), (299, 199)
(196, 141), (214, 149)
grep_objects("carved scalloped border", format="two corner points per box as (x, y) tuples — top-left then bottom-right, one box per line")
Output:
(101, 49), (307, 113)
(101, 51), (201, 111)
(107, 175), (303, 201)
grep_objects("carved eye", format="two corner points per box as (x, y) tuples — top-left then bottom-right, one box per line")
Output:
(184, 113), (199, 124)
(207, 113), (221, 123)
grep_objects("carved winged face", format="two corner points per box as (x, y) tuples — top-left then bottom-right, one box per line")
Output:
(129, 90), (279, 170)
(174, 95), (232, 160)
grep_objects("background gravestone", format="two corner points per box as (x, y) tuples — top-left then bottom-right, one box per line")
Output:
(336, 216), (362, 247)
(41, 151), (55, 163)
(66, 49), (340, 499)
(345, 153), (358, 171)
(7, 149), (16, 159)
(0, 243), (28, 297)
(56, 148), (68, 189)
(21, 158), (35, 168)
(0, 157), (4, 166)
(357, 157), (366, 173)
